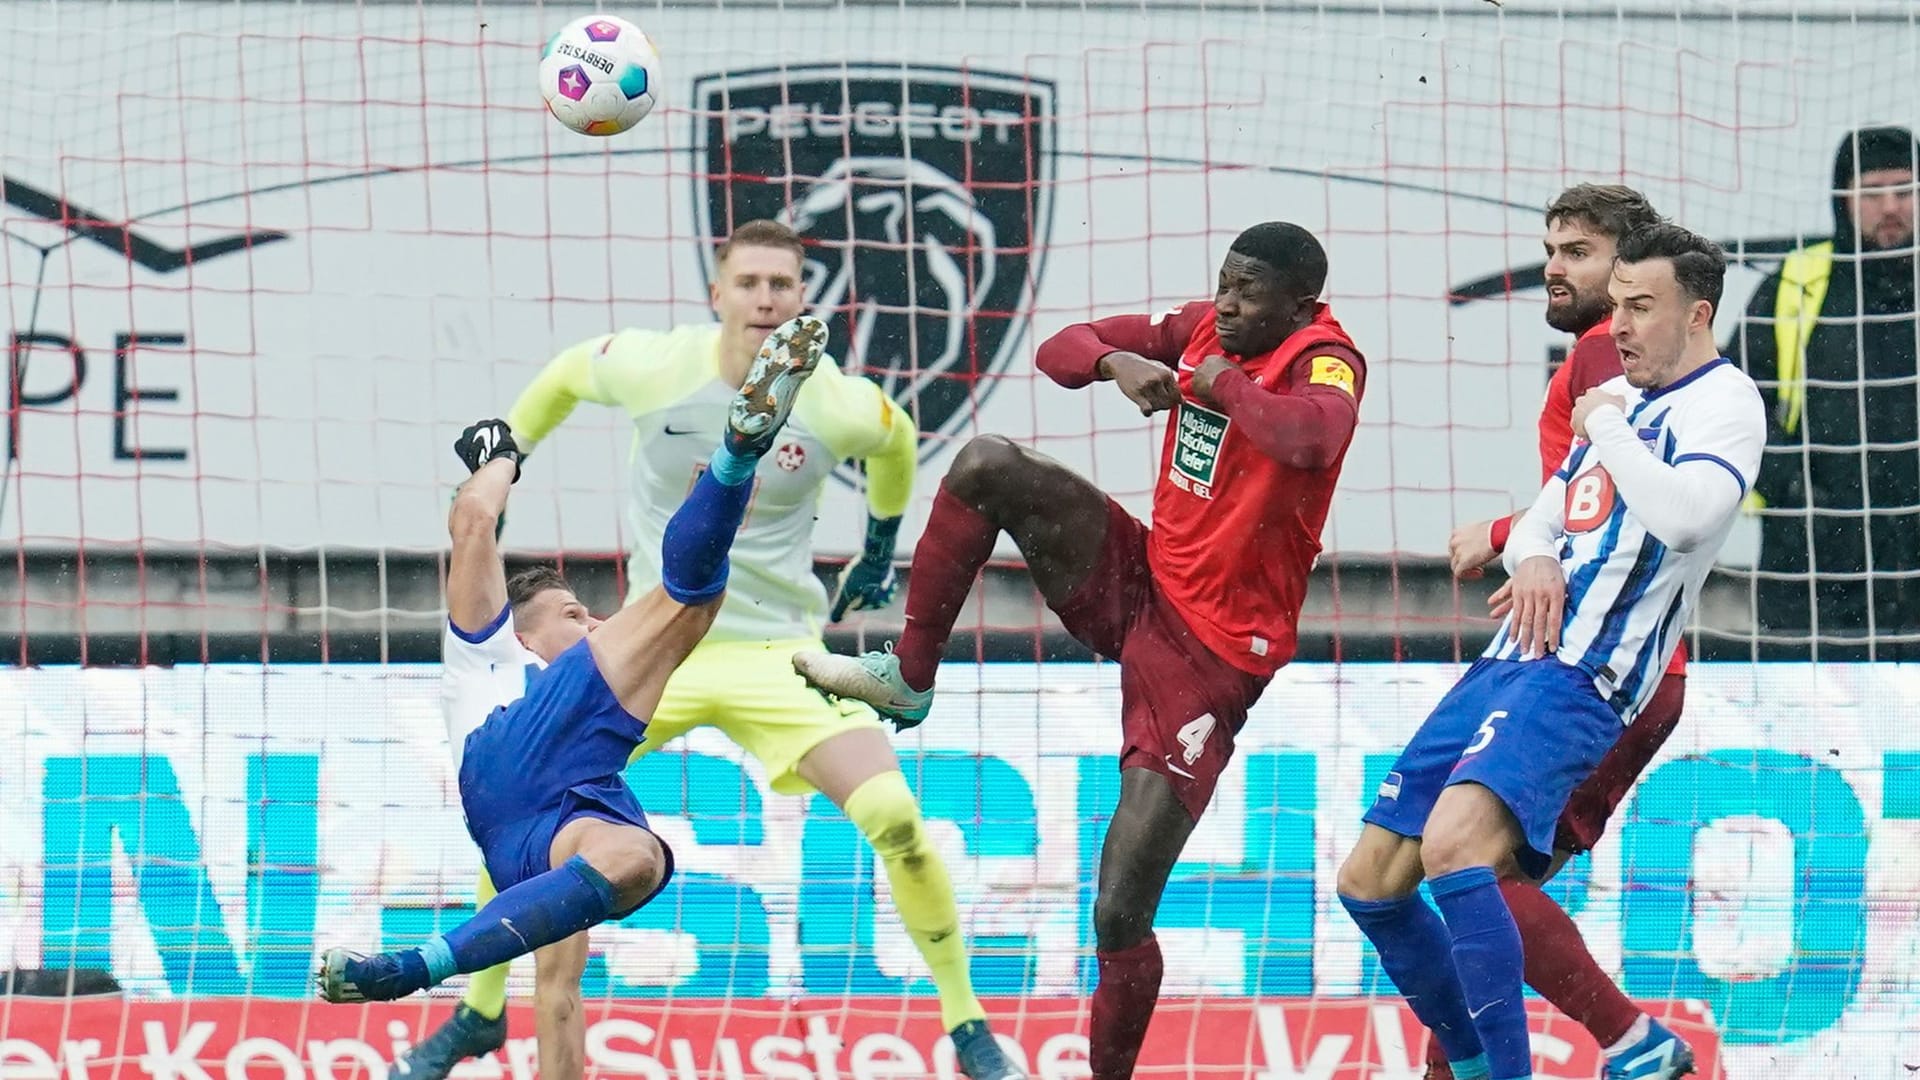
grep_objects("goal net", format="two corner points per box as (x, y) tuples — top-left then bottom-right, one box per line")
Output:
(2, 1), (1916, 1077)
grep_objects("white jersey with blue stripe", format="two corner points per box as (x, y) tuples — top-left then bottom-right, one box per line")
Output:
(440, 604), (545, 770)
(1486, 358), (1766, 720)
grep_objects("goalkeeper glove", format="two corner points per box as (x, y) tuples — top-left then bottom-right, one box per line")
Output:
(454, 418), (525, 481)
(830, 515), (902, 621)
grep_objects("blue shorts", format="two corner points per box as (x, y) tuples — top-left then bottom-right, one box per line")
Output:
(1363, 657), (1623, 877)
(458, 639), (674, 911)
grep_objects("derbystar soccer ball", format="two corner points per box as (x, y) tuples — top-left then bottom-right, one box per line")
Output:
(538, 15), (661, 136)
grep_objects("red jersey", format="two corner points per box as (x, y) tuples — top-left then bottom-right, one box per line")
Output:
(1537, 320), (1625, 483)
(1534, 320), (1688, 675)
(1155, 305), (1365, 673)
(1035, 300), (1367, 675)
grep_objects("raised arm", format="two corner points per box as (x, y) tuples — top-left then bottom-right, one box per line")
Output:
(446, 421), (525, 635)
(1036, 301), (1213, 414)
(1581, 390), (1760, 553)
(1199, 347), (1365, 470)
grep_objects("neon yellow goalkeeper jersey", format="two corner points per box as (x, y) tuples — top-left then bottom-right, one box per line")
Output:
(506, 324), (915, 642)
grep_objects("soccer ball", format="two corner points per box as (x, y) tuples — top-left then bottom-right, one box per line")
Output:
(538, 15), (661, 137)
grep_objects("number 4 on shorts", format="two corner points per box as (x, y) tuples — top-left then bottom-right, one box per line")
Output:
(1464, 709), (1505, 755)
(1176, 713), (1217, 765)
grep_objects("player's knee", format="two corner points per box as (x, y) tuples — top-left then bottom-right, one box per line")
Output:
(1337, 826), (1420, 901)
(1422, 782), (1520, 878)
(1419, 835), (1478, 880)
(1335, 849), (1383, 901)
(599, 829), (668, 911)
(870, 814), (926, 863)
(843, 771), (931, 864)
(1091, 888), (1154, 952)
(1493, 848), (1529, 883)
(942, 435), (1024, 507)
(535, 976), (581, 1023)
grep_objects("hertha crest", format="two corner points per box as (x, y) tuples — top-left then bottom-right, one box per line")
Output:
(691, 64), (1057, 459)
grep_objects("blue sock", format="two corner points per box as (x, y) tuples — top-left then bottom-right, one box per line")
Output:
(418, 856), (618, 983)
(660, 458), (754, 604)
(1340, 892), (1487, 1066)
(1431, 867), (1532, 1080)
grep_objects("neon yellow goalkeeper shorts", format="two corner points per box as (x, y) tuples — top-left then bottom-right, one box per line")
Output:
(628, 636), (883, 795)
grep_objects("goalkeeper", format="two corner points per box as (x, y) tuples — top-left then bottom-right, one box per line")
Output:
(394, 220), (1023, 1080)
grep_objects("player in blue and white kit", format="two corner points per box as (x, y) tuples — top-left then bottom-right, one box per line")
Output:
(313, 315), (831, 1015)
(409, 482), (602, 1078)
(1336, 224), (1764, 1080)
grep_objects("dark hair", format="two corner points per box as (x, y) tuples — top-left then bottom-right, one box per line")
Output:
(1615, 222), (1727, 317)
(506, 565), (573, 619)
(1546, 184), (1663, 242)
(1229, 221), (1328, 298)
(716, 219), (806, 267)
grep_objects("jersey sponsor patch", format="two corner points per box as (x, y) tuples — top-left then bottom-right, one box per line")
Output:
(1564, 466), (1618, 533)
(1308, 354), (1357, 396)
(1169, 401), (1231, 499)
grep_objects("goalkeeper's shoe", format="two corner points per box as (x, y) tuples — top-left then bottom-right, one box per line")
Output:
(949, 1020), (1027, 1080)
(391, 1005), (508, 1080)
(726, 314), (828, 459)
(791, 645), (933, 730)
(1603, 1018), (1696, 1080)
(313, 947), (421, 1003)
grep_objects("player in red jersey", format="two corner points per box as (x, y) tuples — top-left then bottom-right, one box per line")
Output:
(1435, 185), (1695, 1080)
(795, 222), (1365, 1080)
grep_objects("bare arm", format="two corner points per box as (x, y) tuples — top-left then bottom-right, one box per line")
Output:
(446, 457), (518, 634)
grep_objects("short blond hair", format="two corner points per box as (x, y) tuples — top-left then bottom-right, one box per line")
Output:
(715, 219), (806, 268)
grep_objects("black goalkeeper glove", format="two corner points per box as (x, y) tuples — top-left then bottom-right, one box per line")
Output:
(454, 418), (525, 481)
(830, 515), (902, 621)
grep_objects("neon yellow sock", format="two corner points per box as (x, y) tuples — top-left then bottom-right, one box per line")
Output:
(842, 771), (985, 1031)
(460, 868), (510, 1020)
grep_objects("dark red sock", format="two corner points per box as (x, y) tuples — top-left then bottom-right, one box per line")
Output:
(894, 484), (999, 692)
(1501, 877), (1640, 1047)
(1090, 935), (1163, 1080)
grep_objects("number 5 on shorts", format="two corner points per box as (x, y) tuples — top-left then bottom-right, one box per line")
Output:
(1465, 709), (1505, 755)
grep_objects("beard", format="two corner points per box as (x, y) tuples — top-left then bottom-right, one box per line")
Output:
(1545, 284), (1610, 334)
(1861, 220), (1916, 252)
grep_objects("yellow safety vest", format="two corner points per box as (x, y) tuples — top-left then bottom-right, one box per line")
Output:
(1771, 241), (1835, 437)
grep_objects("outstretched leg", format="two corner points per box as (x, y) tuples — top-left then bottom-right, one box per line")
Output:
(317, 316), (827, 1007)
(1086, 768), (1197, 1080)
(591, 314), (828, 720)
(316, 819), (665, 1003)
(386, 871), (511, 1079)
(795, 435), (1114, 723)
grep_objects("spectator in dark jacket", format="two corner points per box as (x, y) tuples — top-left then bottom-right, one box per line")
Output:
(1730, 125), (1920, 659)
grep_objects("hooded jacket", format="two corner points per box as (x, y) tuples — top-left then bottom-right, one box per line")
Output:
(1729, 125), (1920, 655)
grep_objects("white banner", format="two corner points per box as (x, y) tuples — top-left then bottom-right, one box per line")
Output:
(2, 3), (1910, 556)
(0, 661), (1917, 1076)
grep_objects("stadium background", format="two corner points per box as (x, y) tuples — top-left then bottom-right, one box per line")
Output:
(2, 0), (1917, 1077)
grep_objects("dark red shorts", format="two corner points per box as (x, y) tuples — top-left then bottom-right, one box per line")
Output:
(1553, 674), (1686, 853)
(1052, 497), (1270, 821)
